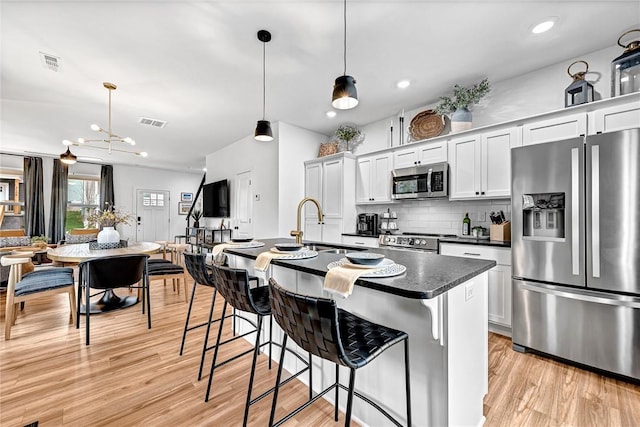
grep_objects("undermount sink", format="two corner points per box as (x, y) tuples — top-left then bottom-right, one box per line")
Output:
(304, 244), (364, 254)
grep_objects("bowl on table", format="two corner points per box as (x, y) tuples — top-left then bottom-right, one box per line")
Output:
(274, 243), (304, 252)
(230, 237), (254, 243)
(344, 252), (385, 266)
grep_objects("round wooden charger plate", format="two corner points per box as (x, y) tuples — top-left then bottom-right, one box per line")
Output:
(409, 109), (445, 141)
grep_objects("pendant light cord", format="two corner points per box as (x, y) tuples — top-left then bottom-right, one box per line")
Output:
(262, 40), (266, 120)
(343, 0), (347, 76)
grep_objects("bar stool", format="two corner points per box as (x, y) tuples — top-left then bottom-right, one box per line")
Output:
(268, 278), (412, 427)
(209, 264), (312, 426)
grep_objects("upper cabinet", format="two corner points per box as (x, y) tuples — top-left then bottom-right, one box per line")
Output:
(356, 152), (393, 204)
(522, 112), (587, 146)
(449, 126), (520, 200)
(588, 98), (640, 135)
(393, 140), (447, 169)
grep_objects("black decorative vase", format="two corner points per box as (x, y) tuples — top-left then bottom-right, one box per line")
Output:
(194, 221), (200, 228)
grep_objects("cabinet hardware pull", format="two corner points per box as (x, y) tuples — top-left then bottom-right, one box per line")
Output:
(463, 252), (482, 256)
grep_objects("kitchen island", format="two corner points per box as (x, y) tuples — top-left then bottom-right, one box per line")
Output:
(223, 238), (495, 426)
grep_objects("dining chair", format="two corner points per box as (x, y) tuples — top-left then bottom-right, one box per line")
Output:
(1, 252), (76, 340)
(147, 243), (189, 302)
(77, 254), (150, 345)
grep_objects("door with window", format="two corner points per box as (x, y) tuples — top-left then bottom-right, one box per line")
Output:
(136, 189), (170, 242)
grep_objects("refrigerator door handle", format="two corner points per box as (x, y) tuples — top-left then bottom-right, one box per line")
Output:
(520, 282), (640, 308)
(591, 145), (601, 278)
(571, 147), (580, 276)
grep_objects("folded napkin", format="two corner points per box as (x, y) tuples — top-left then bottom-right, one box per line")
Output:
(254, 251), (289, 271)
(323, 265), (383, 298)
(212, 243), (233, 256)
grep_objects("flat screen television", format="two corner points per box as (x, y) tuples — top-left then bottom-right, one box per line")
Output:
(202, 179), (230, 218)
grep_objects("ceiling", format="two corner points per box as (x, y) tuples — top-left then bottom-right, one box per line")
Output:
(1, 1), (638, 172)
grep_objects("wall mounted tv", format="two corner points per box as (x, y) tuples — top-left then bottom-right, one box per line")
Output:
(202, 179), (230, 218)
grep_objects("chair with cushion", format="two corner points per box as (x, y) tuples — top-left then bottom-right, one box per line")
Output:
(77, 254), (150, 345)
(1, 252), (76, 340)
(268, 278), (412, 427)
(147, 243), (189, 302)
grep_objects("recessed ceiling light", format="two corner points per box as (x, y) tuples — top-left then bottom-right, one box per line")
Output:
(326, 111), (337, 118)
(397, 80), (411, 89)
(531, 18), (556, 34)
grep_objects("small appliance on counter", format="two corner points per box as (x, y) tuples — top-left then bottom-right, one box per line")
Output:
(356, 213), (378, 236)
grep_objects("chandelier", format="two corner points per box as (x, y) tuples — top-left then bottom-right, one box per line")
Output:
(61, 82), (148, 162)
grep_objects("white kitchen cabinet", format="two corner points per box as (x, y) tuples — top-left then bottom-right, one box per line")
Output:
(439, 243), (512, 332)
(304, 153), (356, 243)
(341, 234), (380, 248)
(522, 112), (587, 146)
(356, 152), (392, 204)
(588, 99), (640, 135)
(393, 140), (447, 169)
(448, 127), (519, 200)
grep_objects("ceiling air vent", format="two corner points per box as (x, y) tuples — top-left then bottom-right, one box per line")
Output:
(139, 117), (167, 128)
(39, 52), (62, 72)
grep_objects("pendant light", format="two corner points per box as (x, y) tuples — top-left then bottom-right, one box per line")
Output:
(59, 147), (77, 165)
(255, 30), (273, 142)
(331, 0), (358, 110)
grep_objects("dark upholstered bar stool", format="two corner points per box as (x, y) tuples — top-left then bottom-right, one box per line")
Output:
(209, 265), (312, 426)
(268, 278), (412, 427)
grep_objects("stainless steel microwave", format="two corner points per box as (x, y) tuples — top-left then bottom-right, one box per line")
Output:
(391, 162), (449, 199)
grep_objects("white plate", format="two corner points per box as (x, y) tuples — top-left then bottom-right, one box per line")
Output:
(224, 241), (265, 248)
(270, 248), (318, 259)
(327, 259), (407, 277)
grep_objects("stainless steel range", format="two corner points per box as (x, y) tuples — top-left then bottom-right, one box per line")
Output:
(379, 232), (456, 253)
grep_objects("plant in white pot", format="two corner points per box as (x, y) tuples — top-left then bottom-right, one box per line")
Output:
(334, 123), (364, 153)
(434, 78), (490, 133)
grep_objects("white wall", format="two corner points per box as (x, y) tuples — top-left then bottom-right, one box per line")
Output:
(204, 121), (325, 239)
(357, 44), (621, 155)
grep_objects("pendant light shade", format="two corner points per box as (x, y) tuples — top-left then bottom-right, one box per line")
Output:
(60, 147), (77, 165)
(255, 29), (274, 142)
(254, 120), (273, 141)
(331, 0), (358, 110)
(332, 75), (358, 109)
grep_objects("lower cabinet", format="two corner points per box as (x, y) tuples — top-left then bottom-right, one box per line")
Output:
(341, 234), (380, 248)
(304, 217), (342, 244)
(439, 243), (512, 332)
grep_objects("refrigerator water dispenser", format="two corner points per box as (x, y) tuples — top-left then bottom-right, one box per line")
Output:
(522, 193), (565, 240)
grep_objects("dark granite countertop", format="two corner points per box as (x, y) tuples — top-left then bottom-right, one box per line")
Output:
(439, 236), (511, 248)
(223, 238), (496, 300)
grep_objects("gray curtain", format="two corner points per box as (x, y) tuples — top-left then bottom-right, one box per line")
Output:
(23, 157), (46, 237)
(48, 159), (68, 243)
(99, 164), (114, 210)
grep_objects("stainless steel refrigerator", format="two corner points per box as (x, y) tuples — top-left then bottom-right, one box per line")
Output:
(511, 128), (640, 381)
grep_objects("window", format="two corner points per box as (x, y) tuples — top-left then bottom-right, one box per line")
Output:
(66, 176), (100, 231)
(142, 192), (165, 207)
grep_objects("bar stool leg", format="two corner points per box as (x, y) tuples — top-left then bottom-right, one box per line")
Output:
(199, 289), (219, 381)
(405, 339), (412, 427)
(269, 334), (289, 427)
(179, 280), (198, 355)
(334, 364), (339, 421)
(345, 368), (356, 427)
(268, 315), (273, 370)
(243, 315), (264, 427)
(205, 300), (228, 402)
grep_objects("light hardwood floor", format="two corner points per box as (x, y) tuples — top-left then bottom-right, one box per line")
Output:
(1, 266), (639, 426)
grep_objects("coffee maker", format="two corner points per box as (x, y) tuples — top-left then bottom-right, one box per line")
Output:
(357, 213), (379, 236)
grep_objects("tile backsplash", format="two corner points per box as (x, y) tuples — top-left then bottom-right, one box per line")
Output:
(359, 199), (511, 236)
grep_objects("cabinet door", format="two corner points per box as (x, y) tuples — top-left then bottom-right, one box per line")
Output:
(371, 153), (392, 202)
(522, 112), (587, 146)
(487, 265), (512, 327)
(304, 218), (322, 242)
(393, 146), (418, 169)
(448, 135), (481, 199)
(590, 101), (640, 134)
(304, 162), (322, 218)
(342, 235), (380, 248)
(417, 140), (447, 164)
(481, 127), (520, 198)
(322, 158), (343, 218)
(321, 218), (343, 244)
(356, 157), (373, 203)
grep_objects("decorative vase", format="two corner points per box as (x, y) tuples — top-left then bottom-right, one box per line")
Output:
(193, 221), (200, 228)
(450, 107), (473, 133)
(97, 226), (120, 244)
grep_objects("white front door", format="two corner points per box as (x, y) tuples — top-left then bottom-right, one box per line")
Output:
(136, 189), (170, 242)
(235, 171), (253, 238)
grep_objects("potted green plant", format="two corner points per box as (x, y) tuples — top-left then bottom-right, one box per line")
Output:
(31, 235), (49, 249)
(191, 209), (203, 228)
(334, 123), (364, 152)
(434, 78), (490, 132)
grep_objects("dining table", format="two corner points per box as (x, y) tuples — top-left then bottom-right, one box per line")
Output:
(47, 241), (161, 314)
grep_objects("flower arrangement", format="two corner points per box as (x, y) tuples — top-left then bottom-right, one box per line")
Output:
(434, 78), (491, 116)
(87, 205), (132, 228)
(334, 123), (365, 152)
(31, 235), (49, 248)
(191, 209), (203, 222)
